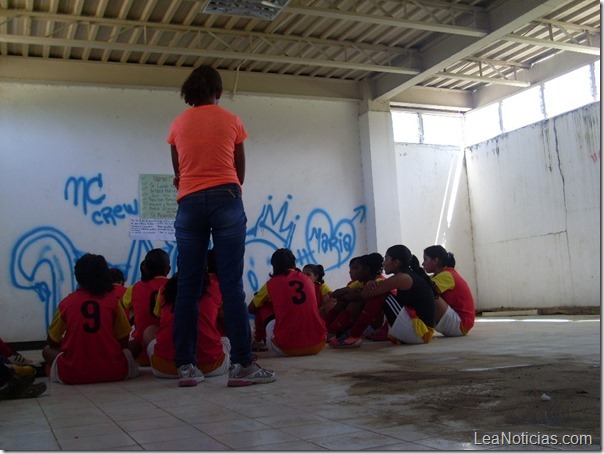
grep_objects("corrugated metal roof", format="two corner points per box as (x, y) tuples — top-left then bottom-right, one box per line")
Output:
(0, 0), (600, 110)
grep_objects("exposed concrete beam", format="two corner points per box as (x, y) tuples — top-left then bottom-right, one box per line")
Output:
(471, 51), (600, 110)
(373, 0), (576, 102)
(0, 56), (362, 101)
(389, 85), (473, 112)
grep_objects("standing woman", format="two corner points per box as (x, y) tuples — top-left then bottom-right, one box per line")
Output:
(167, 65), (276, 387)
(422, 245), (475, 337)
(362, 245), (437, 344)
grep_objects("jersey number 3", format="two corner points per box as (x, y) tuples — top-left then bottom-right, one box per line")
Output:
(288, 280), (307, 305)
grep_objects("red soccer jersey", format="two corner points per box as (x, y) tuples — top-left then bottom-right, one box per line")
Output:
(113, 283), (127, 299)
(265, 270), (326, 350)
(154, 274), (224, 365)
(122, 277), (168, 343)
(47, 288), (132, 384)
(432, 267), (475, 331)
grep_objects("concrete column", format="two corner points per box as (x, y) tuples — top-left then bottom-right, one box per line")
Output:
(358, 95), (403, 256)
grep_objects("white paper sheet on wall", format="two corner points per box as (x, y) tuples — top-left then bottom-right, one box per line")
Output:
(131, 174), (177, 240)
(130, 218), (175, 240)
(139, 174), (178, 219)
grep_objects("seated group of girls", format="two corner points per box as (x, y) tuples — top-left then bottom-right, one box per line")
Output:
(250, 243), (475, 354)
(40, 242), (474, 385)
(42, 248), (230, 385)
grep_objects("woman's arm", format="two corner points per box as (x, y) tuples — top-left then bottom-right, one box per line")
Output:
(234, 142), (246, 185)
(170, 145), (180, 188)
(361, 273), (412, 299)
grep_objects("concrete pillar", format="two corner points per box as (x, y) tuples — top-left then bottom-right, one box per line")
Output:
(358, 91), (403, 256)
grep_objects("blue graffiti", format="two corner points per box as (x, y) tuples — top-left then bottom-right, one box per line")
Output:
(10, 227), (82, 329)
(64, 173), (138, 226)
(244, 195), (366, 292)
(64, 174), (105, 215)
(9, 191), (365, 334)
(10, 225), (176, 330)
(301, 205), (366, 271)
(247, 195), (298, 249)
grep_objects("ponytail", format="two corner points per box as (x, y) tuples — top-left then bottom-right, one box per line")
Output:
(410, 253), (439, 297)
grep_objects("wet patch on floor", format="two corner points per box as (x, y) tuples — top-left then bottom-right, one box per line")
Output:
(335, 354), (600, 439)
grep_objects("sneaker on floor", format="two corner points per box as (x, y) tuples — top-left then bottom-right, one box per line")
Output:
(0, 375), (36, 400)
(2, 381), (47, 400)
(228, 361), (276, 387)
(177, 364), (204, 387)
(8, 353), (33, 366)
(366, 323), (389, 341)
(7, 365), (36, 377)
(329, 335), (363, 348)
(251, 339), (268, 352)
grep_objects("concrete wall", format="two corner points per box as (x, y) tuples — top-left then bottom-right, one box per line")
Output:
(0, 82), (366, 342)
(395, 143), (477, 303)
(466, 102), (600, 309)
(1, 80), (598, 342)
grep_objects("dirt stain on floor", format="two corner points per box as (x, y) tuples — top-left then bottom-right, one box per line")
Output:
(335, 353), (600, 439)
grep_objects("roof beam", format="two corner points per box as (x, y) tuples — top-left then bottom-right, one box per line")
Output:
(503, 34), (601, 55)
(0, 56), (362, 101)
(373, 0), (577, 102)
(0, 34), (422, 75)
(284, 5), (488, 37)
(471, 51), (600, 110)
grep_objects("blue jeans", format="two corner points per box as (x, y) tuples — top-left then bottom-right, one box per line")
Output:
(173, 183), (252, 367)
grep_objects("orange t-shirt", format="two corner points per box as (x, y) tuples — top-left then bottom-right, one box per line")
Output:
(167, 104), (248, 201)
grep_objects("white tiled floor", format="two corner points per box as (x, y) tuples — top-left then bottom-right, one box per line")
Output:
(0, 315), (600, 451)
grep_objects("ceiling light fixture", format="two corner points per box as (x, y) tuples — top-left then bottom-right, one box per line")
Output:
(202, 0), (292, 20)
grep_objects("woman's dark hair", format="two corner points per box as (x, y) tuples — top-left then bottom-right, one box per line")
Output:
(270, 248), (296, 277)
(108, 267), (125, 285)
(356, 253), (384, 279)
(424, 245), (456, 268)
(366, 252), (384, 276)
(74, 253), (113, 296)
(142, 249), (170, 282)
(386, 245), (439, 297)
(161, 272), (179, 307)
(303, 264), (325, 284)
(181, 65), (223, 106)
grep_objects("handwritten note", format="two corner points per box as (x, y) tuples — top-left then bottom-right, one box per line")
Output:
(130, 219), (175, 241)
(139, 174), (177, 220)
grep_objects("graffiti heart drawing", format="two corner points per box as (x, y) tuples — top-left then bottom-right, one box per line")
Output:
(304, 206), (365, 272)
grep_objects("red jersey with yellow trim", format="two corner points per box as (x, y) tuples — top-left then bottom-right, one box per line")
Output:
(313, 282), (332, 311)
(256, 270), (326, 350)
(47, 288), (132, 384)
(113, 284), (127, 299)
(122, 277), (167, 343)
(431, 267), (475, 331)
(153, 274), (224, 364)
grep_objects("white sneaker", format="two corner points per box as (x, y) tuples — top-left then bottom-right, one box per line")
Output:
(178, 364), (204, 387)
(228, 361), (276, 387)
(8, 353), (33, 366)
